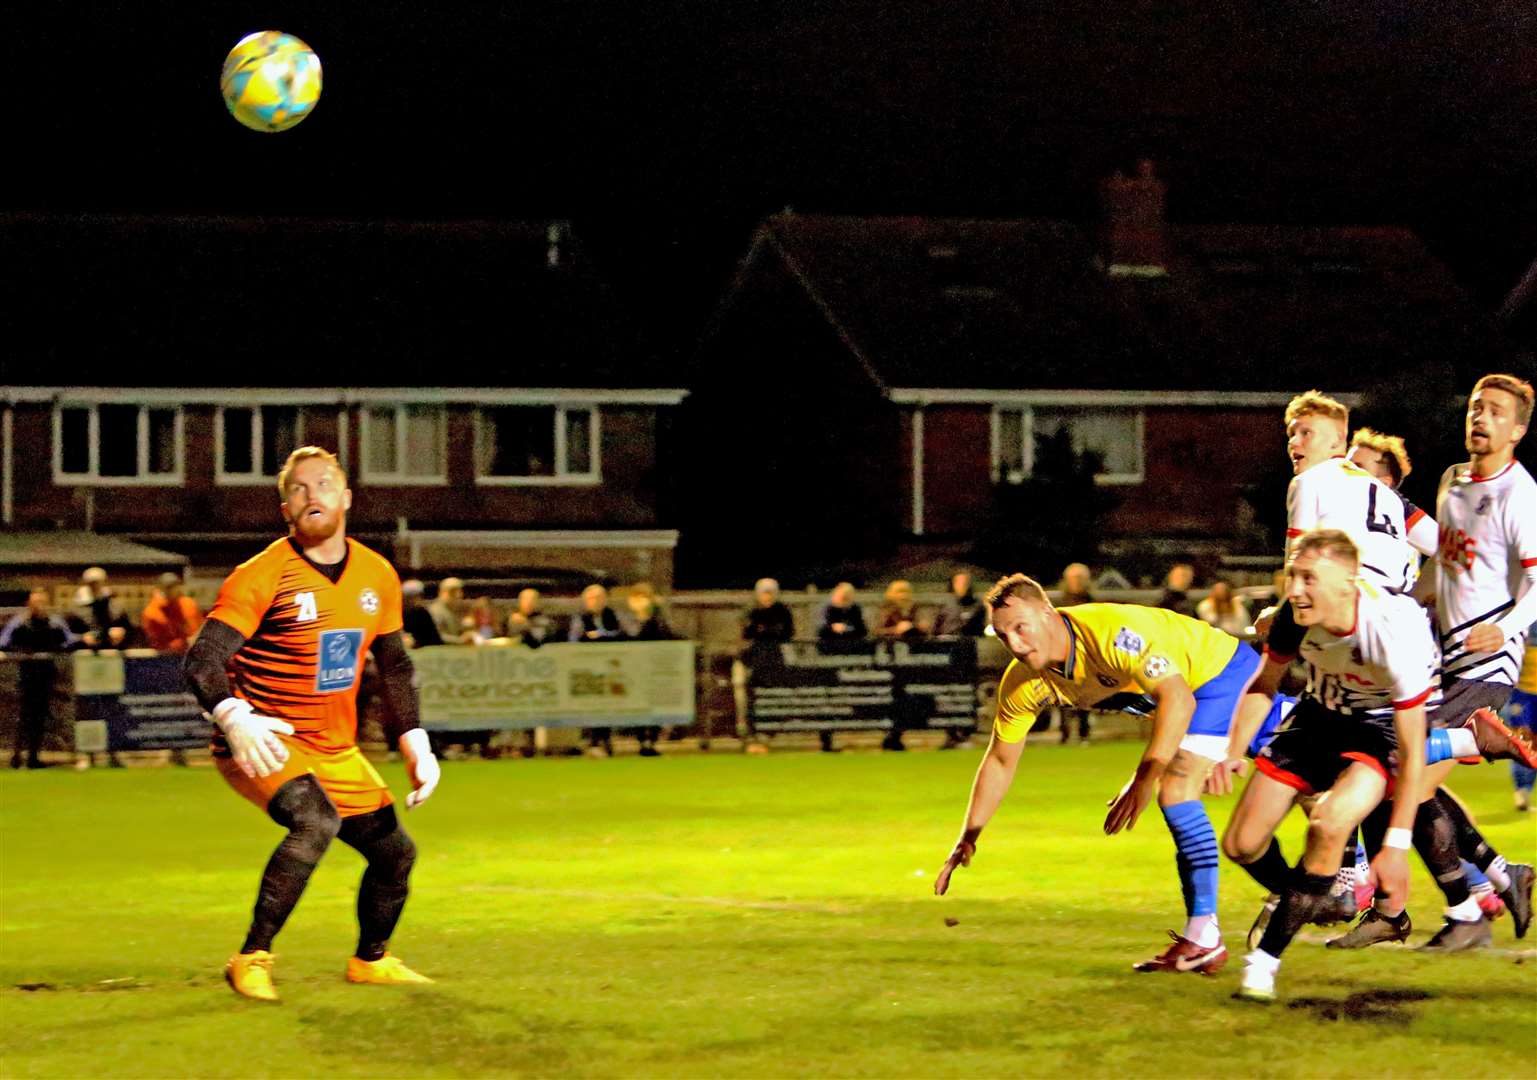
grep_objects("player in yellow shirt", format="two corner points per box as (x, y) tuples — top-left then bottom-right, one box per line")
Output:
(934, 573), (1261, 974)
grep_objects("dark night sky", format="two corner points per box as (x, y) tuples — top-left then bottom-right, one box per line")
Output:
(11, 2), (1537, 359)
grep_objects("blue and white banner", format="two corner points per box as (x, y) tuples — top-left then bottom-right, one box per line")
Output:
(73, 654), (208, 751)
(413, 641), (697, 731)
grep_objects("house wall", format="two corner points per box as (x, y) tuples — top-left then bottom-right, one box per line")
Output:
(6, 401), (668, 533)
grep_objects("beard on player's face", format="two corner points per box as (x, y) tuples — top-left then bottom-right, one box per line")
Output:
(288, 501), (343, 543)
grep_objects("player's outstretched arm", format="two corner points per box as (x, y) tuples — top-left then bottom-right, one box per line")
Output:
(1205, 656), (1285, 796)
(1373, 702), (1427, 908)
(935, 729), (1023, 895)
(1105, 674), (1193, 834)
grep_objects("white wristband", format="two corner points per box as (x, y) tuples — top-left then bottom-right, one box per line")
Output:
(1383, 827), (1413, 850)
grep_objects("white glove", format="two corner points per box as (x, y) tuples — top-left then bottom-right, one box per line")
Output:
(399, 728), (440, 810)
(211, 698), (294, 779)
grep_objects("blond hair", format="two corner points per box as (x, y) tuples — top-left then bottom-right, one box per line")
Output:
(1350, 427), (1412, 485)
(1472, 373), (1534, 426)
(1293, 528), (1359, 569)
(1284, 390), (1350, 430)
(276, 446), (347, 496)
(983, 573), (1050, 609)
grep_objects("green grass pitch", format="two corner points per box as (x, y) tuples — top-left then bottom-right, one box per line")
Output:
(2, 743), (1534, 1078)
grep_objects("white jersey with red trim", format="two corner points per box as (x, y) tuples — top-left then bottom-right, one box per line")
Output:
(1286, 456), (1433, 590)
(1435, 459), (1537, 685)
(1298, 581), (1440, 721)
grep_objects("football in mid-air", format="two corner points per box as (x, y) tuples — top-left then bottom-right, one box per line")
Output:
(220, 31), (322, 133)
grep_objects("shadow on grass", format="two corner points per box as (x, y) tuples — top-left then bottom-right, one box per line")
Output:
(1286, 987), (1434, 1024)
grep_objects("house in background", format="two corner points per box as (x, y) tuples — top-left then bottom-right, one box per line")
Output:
(1, 214), (687, 590)
(680, 168), (1518, 585)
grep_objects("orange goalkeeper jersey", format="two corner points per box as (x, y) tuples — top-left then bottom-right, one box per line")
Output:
(208, 537), (403, 753)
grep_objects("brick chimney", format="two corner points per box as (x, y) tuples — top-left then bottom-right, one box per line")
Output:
(1099, 159), (1168, 277)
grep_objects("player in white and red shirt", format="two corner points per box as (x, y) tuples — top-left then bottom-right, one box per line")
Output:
(1415, 374), (1537, 938)
(1225, 530), (1431, 1002)
(1283, 392), (1437, 590)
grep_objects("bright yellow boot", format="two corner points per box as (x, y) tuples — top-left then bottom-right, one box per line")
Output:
(225, 950), (279, 1002)
(345, 953), (434, 985)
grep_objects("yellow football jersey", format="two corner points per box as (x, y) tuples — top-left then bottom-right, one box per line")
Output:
(993, 603), (1241, 744)
(1519, 641), (1537, 696)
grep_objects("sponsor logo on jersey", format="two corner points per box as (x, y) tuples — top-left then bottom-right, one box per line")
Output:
(1143, 655), (1171, 680)
(316, 628), (364, 693)
(1113, 628), (1145, 655)
(359, 587), (380, 615)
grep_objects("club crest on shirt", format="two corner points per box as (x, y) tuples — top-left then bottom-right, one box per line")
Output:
(1113, 628), (1144, 655)
(359, 588), (380, 615)
(1475, 495), (1491, 516)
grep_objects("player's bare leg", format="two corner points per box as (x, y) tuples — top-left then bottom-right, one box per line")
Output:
(1221, 770), (1300, 949)
(1238, 762), (1385, 1002)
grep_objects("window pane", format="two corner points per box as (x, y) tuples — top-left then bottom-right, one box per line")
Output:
(366, 407), (398, 474)
(223, 408), (254, 474)
(99, 404), (139, 477)
(260, 406), (301, 475)
(146, 409), (178, 474)
(1033, 407), (1140, 477)
(997, 410), (1024, 479)
(60, 408), (91, 474)
(481, 406), (555, 476)
(564, 409), (592, 474)
(402, 406), (443, 477)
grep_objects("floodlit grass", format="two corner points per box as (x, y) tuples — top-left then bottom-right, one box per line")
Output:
(2, 743), (1533, 1078)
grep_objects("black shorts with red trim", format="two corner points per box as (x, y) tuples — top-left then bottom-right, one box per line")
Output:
(1426, 676), (1513, 731)
(1254, 696), (1397, 796)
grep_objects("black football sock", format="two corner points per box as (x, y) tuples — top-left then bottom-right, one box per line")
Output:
(1239, 838), (1292, 895)
(1257, 865), (1335, 959)
(242, 777), (340, 953)
(1434, 789), (1509, 889)
(1412, 798), (1471, 908)
(338, 805), (417, 961)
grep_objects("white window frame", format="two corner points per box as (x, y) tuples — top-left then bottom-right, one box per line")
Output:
(473, 405), (602, 487)
(215, 405), (307, 486)
(990, 405), (1145, 486)
(52, 403), (185, 486)
(358, 404), (448, 485)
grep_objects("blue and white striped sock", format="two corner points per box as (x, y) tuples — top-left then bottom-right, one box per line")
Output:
(1163, 800), (1221, 947)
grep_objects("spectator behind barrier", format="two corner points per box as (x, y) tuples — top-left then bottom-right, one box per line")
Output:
(400, 579), (444, 649)
(875, 580), (925, 751)
(1056, 563), (1095, 608)
(506, 588), (555, 648)
(430, 577), (466, 643)
(141, 572), (205, 655)
(0, 588), (80, 769)
(814, 582), (867, 753)
(74, 566), (134, 649)
(1196, 579), (1251, 638)
(735, 578), (794, 750)
(1155, 562), (1196, 618)
(817, 582), (867, 642)
(572, 584), (624, 757)
(464, 597), (499, 643)
(931, 572), (986, 638)
(625, 587), (675, 757)
(1053, 563), (1096, 745)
